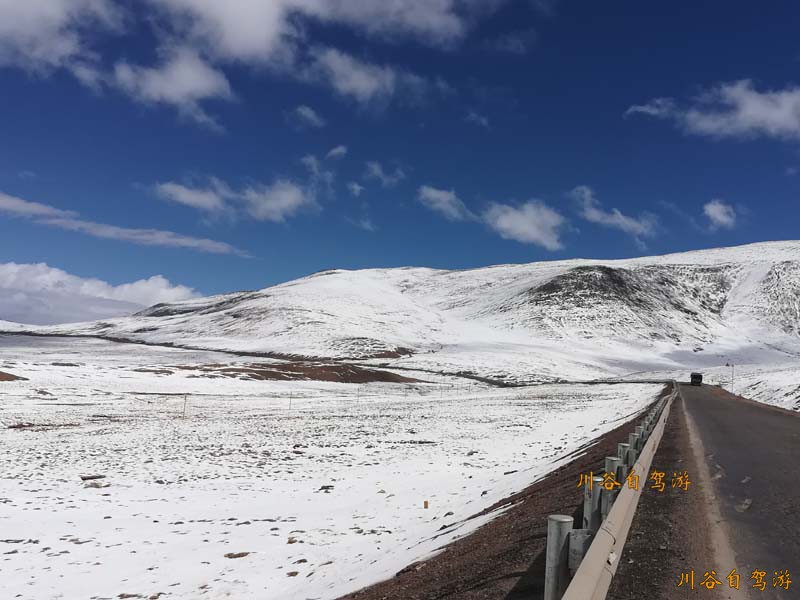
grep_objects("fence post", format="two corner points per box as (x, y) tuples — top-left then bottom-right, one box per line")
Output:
(545, 514), (574, 600)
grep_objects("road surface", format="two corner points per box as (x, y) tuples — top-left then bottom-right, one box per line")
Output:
(680, 383), (799, 596)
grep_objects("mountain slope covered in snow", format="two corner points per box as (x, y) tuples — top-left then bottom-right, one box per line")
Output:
(3, 241), (800, 398)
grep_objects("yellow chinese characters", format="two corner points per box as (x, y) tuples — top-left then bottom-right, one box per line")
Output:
(671, 470), (691, 491)
(677, 568), (791, 591)
(649, 470), (666, 493)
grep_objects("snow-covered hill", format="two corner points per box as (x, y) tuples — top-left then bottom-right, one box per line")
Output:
(3, 241), (800, 400)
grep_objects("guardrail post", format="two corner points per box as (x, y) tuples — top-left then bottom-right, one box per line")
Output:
(617, 443), (630, 464)
(617, 443), (630, 481)
(545, 514), (574, 600)
(582, 475), (603, 532)
(600, 487), (617, 520)
(634, 426), (644, 449)
(627, 432), (639, 462)
(568, 529), (594, 576)
(605, 455), (621, 481)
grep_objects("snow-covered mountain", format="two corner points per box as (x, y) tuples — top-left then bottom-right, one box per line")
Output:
(3, 241), (800, 393)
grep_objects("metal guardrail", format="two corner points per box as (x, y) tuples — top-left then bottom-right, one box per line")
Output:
(544, 383), (678, 600)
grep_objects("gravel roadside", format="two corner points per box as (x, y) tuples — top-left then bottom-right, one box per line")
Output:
(607, 392), (734, 599)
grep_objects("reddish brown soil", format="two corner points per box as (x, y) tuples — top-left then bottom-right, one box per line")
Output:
(338, 385), (671, 600)
(177, 361), (423, 384)
(0, 370), (25, 381)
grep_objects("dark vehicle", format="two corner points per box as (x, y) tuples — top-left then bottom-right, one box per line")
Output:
(690, 372), (703, 386)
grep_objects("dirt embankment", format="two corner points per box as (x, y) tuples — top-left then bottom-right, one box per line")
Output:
(0, 370), (26, 381)
(338, 386), (671, 600)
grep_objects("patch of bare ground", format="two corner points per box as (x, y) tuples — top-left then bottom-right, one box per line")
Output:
(176, 362), (423, 384)
(339, 385), (672, 600)
(0, 370), (26, 381)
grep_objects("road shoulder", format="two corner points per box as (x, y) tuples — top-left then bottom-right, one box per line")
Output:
(607, 392), (737, 599)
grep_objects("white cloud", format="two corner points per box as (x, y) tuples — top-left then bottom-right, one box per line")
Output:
(571, 185), (656, 243)
(1, 1), (484, 127)
(304, 47), (398, 105)
(624, 97), (676, 119)
(465, 110), (489, 128)
(41, 217), (247, 255)
(242, 180), (317, 222)
(147, 0), (484, 64)
(347, 181), (365, 197)
(326, 145), (348, 159)
(0, 261), (197, 325)
(300, 154), (321, 175)
(153, 173), (322, 223)
(0, 0), (121, 75)
(292, 104), (325, 128)
(483, 200), (566, 250)
(626, 80), (800, 141)
(0, 191), (75, 218)
(417, 185), (474, 221)
(703, 199), (736, 230)
(348, 216), (376, 232)
(364, 161), (406, 187)
(0, 189), (246, 255)
(114, 47), (234, 130)
(154, 178), (232, 212)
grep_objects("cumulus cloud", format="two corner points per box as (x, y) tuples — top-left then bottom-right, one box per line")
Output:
(703, 199), (736, 230)
(0, 261), (198, 325)
(153, 172), (320, 223)
(291, 104), (326, 128)
(483, 200), (566, 250)
(0, 0), (121, 76)
(1, 1), (488, 127)
(242, 180), (317, 222)
(154, 178), (232, 212)
(626, 80), (800, 141)
(304, 47), (400, 105)
(417, 185), (475, 221)
(114, 47), (234, 130)
(364, 161), (406, 187)
(0, 190), (245, 255)
(326, 145), (348, 159)
(465, 110), (490, 128)
(571, 185), (657, 245)
(347, 181), (365, 197)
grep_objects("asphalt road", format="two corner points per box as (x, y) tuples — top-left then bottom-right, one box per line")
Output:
(680, 383), (799, 596)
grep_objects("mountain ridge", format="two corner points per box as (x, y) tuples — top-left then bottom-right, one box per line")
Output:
(2, 240), (799, 389)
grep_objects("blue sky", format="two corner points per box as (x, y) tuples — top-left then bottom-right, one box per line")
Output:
(1, 1), (799, 322)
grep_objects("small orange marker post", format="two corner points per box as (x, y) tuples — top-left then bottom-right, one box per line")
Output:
(423, 500), (429, 509)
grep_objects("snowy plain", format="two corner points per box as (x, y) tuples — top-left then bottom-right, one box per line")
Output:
(2, 240), (799, 598)
(1, 335), (660, 600)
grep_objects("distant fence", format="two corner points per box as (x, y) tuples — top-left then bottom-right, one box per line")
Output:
(543, 382), (678, 600)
